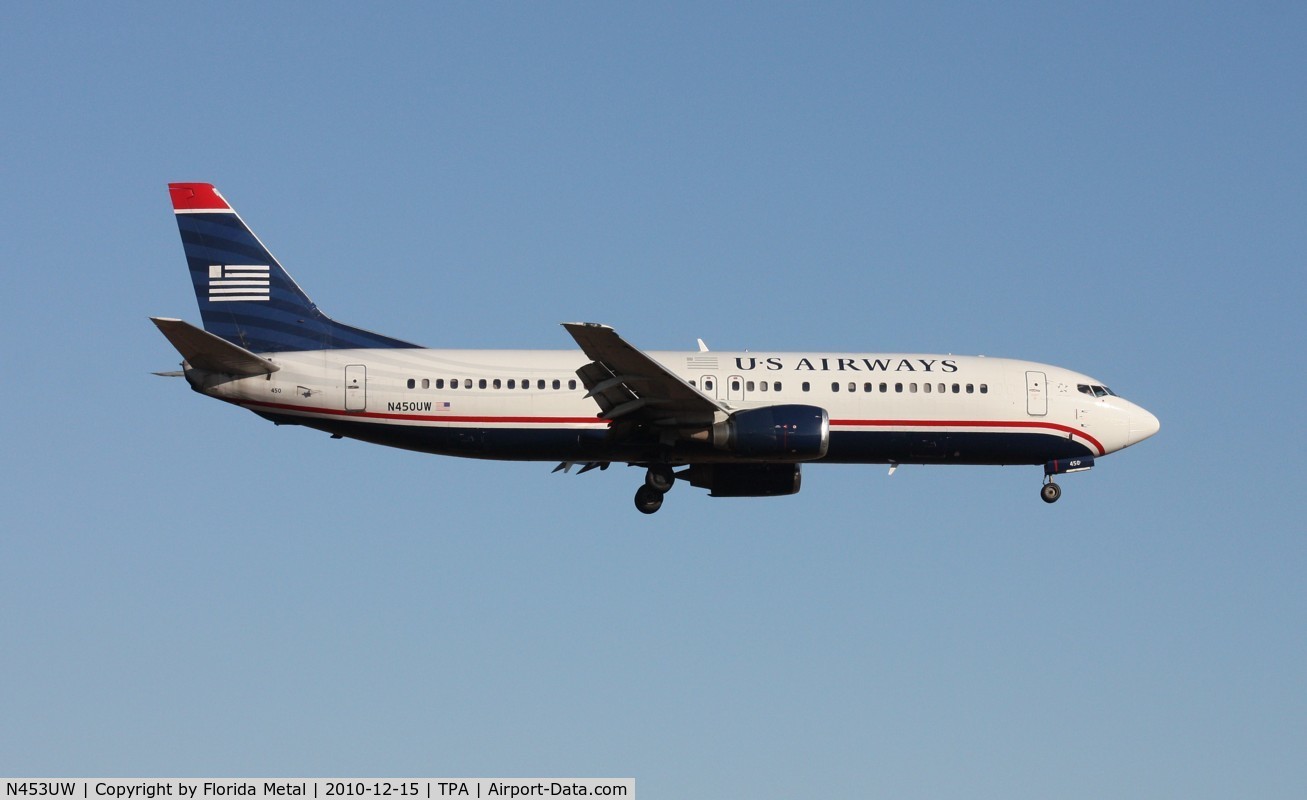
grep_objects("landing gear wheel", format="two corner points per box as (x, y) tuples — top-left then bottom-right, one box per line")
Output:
(1041, 482), (1062, 504)
(635, 484), (665, 514)
(645, 465), (675, 493)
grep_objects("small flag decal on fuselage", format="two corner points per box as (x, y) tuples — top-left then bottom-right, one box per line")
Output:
(208, 264), (270, 302)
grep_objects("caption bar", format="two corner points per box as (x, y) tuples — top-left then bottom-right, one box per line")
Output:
(3, 782), (633, 800)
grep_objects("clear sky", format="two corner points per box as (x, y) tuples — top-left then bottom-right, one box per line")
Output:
(2, 3), (1304, 797)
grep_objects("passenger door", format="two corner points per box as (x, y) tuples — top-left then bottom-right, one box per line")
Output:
(345, 364), (367, 411)
(1025, 371), (1047, 416)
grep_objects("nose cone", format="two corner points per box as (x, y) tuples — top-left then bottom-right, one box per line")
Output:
(1128, 407), (1161, 446)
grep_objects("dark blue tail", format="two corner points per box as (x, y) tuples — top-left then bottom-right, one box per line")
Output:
(168, 183), (419, 352)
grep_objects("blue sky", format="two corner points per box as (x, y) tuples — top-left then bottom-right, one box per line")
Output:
(2, 3), (1304, 797)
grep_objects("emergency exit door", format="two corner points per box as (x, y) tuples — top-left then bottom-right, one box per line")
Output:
(699, 374), (718, 399)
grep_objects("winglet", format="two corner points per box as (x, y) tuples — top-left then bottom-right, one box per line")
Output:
(151, 317), (280, 376)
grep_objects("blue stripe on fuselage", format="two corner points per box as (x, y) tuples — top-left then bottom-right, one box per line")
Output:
(252, 412), (1095, 466)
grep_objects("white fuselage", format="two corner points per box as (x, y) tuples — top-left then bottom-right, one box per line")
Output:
(158, 182), (1160, 509)
(188, 346), (1158, 467)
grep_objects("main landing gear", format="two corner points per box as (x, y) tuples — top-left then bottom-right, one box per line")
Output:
(634, 464), (676, 514)
(1041, 479), (1062, 504)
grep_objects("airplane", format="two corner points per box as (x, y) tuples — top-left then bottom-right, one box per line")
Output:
(153, 182), (1159, 514)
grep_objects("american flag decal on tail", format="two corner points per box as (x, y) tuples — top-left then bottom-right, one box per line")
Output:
(208, 264), (270, 302)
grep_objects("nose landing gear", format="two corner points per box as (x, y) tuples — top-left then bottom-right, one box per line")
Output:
(634, 464), (676, 514)
(1041, 455), (1093, 504)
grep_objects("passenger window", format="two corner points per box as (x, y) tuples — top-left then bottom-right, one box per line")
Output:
(758, 381), (767, 392)
(537, 379), (546, 390)
(773, 382), (782, 392)
(802, 382), (810, 392)
(507, 379), (515, 389)
(479, 379), (487, 389)
(879, 383), (888, 393)
(910, 383), (918, 393)
(552, 379), (561, 390)
(464, 379), (473, 389)
(966, 384), (974, 393)
(406, 379), (415, 389)
(436, 379), (445, 389)
(864, 382), (873, 393)
(980, 384), (988, 394)
(831, 382), (840, 392)
(569, 379), (577, 390)
(938, 383), (945, 393)
(422, 378), (430, 389)
(952, 383), (960, 393)
(731, 379), (741, 392)
(746, 381), (755, 392)
(924, 383), (932, 393)
(848, 382), (856, 392)
(895, 383), (903, 393)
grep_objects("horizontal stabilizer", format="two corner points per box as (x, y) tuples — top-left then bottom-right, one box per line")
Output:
(150, 317), (280, 376)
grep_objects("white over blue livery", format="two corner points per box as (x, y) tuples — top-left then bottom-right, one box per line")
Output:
(154, 183), (1160, 513)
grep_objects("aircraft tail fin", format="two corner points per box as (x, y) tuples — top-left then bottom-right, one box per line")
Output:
(151, 317), (280, 376)
(167, 183), (419, 353)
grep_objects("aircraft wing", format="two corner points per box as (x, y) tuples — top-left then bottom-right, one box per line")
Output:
(563, 323), (726, 428)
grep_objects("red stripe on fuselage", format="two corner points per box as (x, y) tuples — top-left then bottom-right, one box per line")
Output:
(244, 400), (1106, 455)
(245, 400), (604, 426)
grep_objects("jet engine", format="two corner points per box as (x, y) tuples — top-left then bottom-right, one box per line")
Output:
(710, 404), (830, 460)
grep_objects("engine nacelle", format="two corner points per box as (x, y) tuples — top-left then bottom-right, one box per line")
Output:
(684, 464), (803, 497)
(712, 404), (830, 460)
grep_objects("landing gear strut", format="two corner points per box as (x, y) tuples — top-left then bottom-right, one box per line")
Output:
(634, 465), (676, 514)
(1041, 456), (1092, 504)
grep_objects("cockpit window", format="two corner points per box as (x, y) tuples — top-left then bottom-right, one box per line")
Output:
(1078, 383), (1117, 398)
